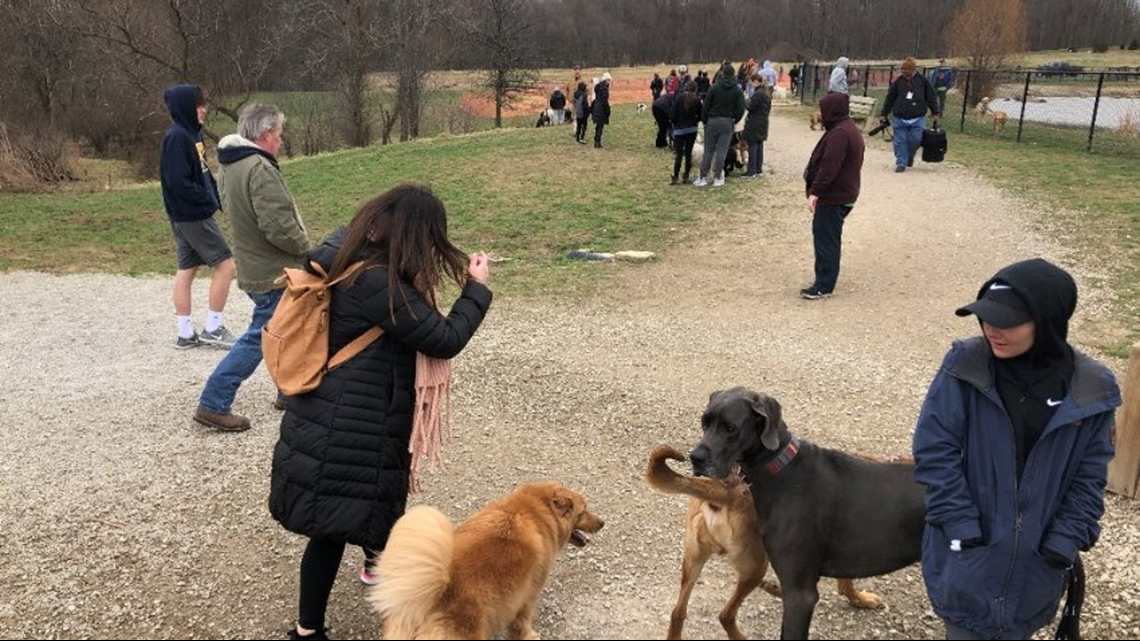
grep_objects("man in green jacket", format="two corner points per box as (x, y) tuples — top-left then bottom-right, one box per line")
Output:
(193, 103), (310, 432)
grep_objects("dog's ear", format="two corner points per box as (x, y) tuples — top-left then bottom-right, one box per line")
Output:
(551, 492), (575, 517)
(748, 392), (782, 451)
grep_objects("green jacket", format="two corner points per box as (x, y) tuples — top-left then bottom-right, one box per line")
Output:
(216, 134), (310, 292)
(702, 74), (746, 123)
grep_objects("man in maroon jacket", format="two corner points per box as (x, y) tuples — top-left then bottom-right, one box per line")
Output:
(801, 92), (865, 299)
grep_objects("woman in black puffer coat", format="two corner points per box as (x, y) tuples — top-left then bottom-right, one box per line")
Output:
(270, 184), (492, 640)
(742, 74), (771, 177)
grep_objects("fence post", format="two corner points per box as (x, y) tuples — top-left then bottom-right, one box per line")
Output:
(1108, 343), (1140, 499)
(1088, 73), (1106, 153)
(863, 64), (870, 98)
(1016, 71), (1031, 143)
(959, 69), (971, 133)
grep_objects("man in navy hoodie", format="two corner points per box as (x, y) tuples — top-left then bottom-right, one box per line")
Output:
(160, 84), (238, 350)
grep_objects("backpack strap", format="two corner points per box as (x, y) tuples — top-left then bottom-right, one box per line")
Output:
(319, 260), (382, 371)
(328, 325), (383, 371)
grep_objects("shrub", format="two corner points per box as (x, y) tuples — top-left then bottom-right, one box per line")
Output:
(0, 120), (76, 190)
(1129, 38), (1139, 51)
(1092, 42), (1109, 53)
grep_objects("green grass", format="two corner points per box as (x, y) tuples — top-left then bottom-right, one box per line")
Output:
(0, 108), (739, 299)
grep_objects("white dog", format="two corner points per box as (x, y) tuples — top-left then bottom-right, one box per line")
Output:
(773, 86), (789, 101)
(637, 103), (647, 115)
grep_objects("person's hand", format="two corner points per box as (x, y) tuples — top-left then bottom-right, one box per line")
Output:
(932, 114), (940, 124)
(807, 194), (818, 213)
(467, 252), (490, 285)
(879, 116), (889, 127)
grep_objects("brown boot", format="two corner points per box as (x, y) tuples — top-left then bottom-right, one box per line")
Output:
(193, 408), (252, 433)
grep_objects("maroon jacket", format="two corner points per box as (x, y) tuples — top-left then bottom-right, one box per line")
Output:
(804, 93), (865, 205)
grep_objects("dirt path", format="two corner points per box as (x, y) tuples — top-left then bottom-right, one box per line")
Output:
(1, 110), (1138, 640)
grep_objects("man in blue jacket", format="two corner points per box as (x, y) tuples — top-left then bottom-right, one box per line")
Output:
(160, 84), (237, 350)
(913, 258), (1119, 640)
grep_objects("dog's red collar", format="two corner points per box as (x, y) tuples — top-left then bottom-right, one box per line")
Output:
(762, 435), (801, 476)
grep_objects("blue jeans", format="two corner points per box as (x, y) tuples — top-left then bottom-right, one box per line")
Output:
(892, 115), (925, 168)
(198, 288), (283, 414)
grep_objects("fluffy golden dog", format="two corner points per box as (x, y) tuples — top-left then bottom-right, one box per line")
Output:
(368, 481), (605, 640)
(646, 445), (882, 641)
(809, 111), (823, 130)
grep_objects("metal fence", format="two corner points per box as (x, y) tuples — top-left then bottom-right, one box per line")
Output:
(795, 63), (1140, 158)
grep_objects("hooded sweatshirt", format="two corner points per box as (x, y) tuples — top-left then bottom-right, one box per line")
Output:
(702, 71), (746, 123)
(760, 60), (778, 88)
(159, 84), (220, 222)
(828, 57), (849, 94)
(804, 93), (864, 205)
(969, 259), (1078, 479)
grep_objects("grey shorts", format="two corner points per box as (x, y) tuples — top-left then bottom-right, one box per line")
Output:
(171, 218), (232, 270)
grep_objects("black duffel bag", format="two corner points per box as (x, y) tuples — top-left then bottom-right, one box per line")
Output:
(921, 123), (947, 163)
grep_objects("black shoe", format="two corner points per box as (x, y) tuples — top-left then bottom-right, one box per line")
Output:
(594, 142), (603, 148)
(895, 165), (906, 173)
(799, 287), (833, 300)
(670, 176), (679, 185)
(273, 396), (288, 411)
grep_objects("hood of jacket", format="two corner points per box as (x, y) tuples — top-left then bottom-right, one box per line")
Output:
(164, 84), (201, 134)
(970, 258), (1076, 365)
(835, 56), (849, 70)
(216, 134), (279, 169)
(820, 92), (850, 129)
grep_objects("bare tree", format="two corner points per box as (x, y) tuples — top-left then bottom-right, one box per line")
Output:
(948, 0), (1028, 99)
(470, 0), (538, 128)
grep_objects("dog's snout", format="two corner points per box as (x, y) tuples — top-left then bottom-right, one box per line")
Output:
(689, 445), (710, 476)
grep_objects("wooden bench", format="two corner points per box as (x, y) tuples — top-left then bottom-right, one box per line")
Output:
(848, 95), (877, 128)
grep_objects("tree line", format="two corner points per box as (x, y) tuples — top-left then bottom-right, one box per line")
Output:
(1, 0), (1136, 186)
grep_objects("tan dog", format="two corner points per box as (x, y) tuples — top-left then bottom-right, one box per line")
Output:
(369, 481), (605, 640)
(646, 446), (881, 640)
(809, 111), (823, 130)
(991, 108), (1009, 132)
(975, 96), (991, 119)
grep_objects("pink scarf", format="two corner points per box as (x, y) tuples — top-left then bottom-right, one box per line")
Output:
(408, 351), (452, 493)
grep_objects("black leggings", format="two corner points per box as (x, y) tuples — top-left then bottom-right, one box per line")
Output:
(298, 538), (377, 630)
(575, 117), (588, 141)
(672, 133), (696, 179)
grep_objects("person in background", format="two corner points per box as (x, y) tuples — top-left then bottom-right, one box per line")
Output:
(913, 258), (1118, 641)
(695, 70), (711, 101)
(572, 81), (590, 145)
(931, 58), (957, 116)
(694, 62), (746, 187)
(665, 68), (680, 94)
(879, 56), (939, 172)
(271, 184), (492, 641)
(669, 81), (702, 185)
(742, 74), (771, 178)
(193, 103), (309, 433)
(591, 72), (612, 149)
(829, 56), (849, 94)
(652, 85), (674, 149)
(800, 92), (864, 300)
(549, 85), (566, 125)
(650, 72), (664, 100)
(159, 84), (238, 350)
(760, 60), (778, 89)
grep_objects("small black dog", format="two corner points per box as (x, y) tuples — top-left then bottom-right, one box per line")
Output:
(535, 110), (551, 128)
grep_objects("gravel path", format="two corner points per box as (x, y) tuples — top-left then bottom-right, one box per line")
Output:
(1, 112), (1138, 640)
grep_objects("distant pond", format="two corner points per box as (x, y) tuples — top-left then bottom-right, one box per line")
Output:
(986, 96), (1140, 129)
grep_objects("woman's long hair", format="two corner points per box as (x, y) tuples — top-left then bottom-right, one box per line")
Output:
(329, 184), (468, 316)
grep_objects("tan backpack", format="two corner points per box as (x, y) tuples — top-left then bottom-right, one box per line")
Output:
(262, 260), (383, 397)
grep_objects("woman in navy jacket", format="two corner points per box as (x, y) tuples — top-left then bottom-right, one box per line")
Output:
(913, 258), (1119, 640)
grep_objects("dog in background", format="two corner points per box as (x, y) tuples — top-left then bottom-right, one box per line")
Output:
(637, 103), (648, 115)
(535, 109), (552, 128)
(369, 481), (604, 640)
(688, 387), (927, 639)
(647, 445), (882, 641)
(976, 98), (1009, 132)
(809, 111), (823, 130)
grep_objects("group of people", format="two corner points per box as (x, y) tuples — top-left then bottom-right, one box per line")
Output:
(649, 60), (774, 186)
(158, 65), (1118, 641)
(548, 65), (612, 147)
(158, 85), (493, 640)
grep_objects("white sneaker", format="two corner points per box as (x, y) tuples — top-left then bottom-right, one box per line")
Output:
(712, 175), (725, 187)
(693, 176), (708, 186)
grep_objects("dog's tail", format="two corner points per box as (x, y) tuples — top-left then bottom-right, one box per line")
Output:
(367, 505), (454, 638)
(1054, 554), (1085, 640)
(645, 444), (740, 504)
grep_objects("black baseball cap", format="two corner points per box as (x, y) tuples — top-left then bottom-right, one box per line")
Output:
(955, 281), (1033, 328)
